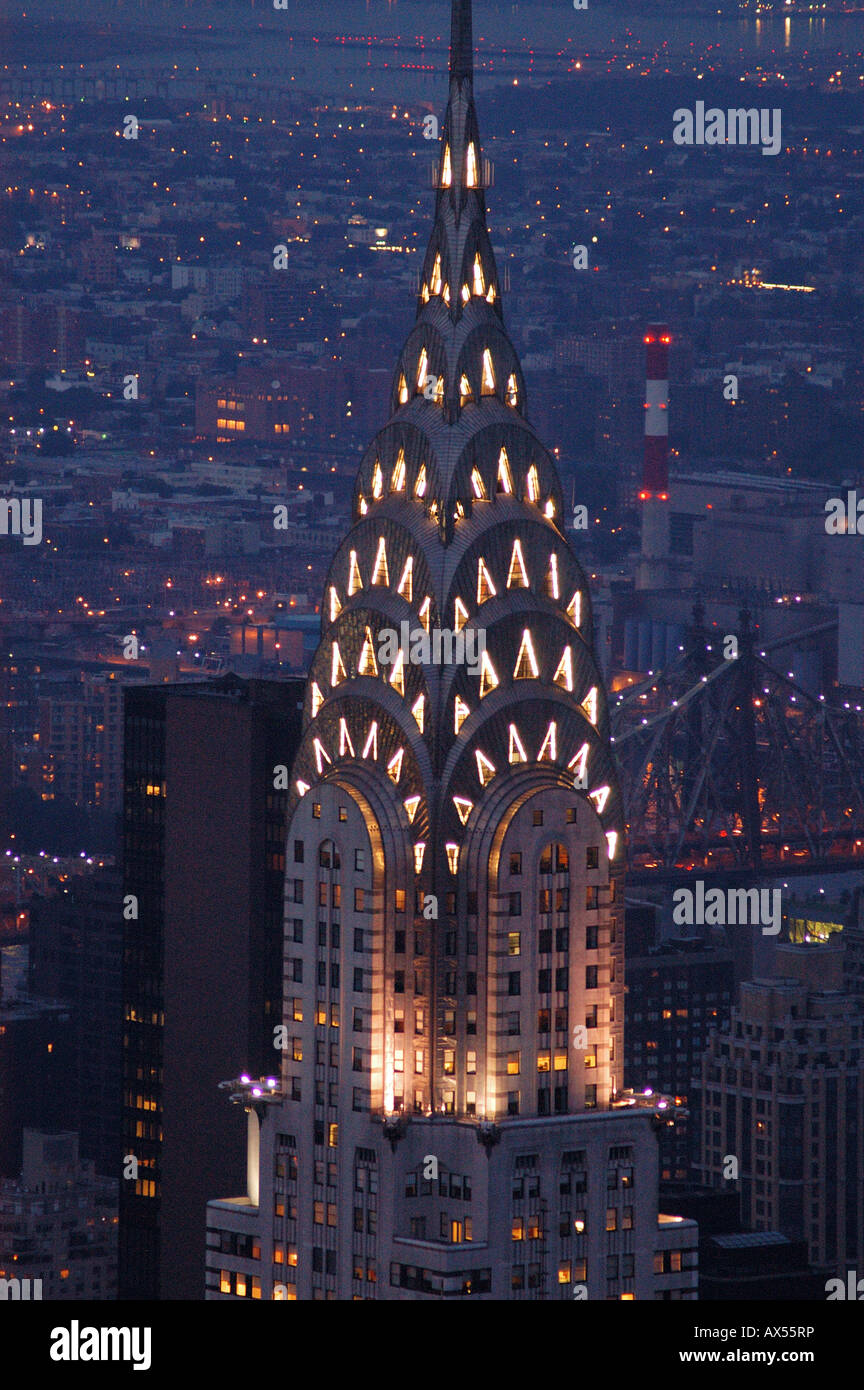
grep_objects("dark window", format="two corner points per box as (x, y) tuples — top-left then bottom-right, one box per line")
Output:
(294, 840), (304, 863)
(508, 973), (521, 996)
(509, 892), (522, 916)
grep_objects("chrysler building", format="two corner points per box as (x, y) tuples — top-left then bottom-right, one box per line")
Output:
(206, 0), (696, 1301)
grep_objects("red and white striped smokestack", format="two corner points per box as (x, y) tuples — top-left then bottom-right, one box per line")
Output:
(639, 323), (670, 501)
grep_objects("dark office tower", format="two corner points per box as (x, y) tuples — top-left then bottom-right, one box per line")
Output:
(624, 936), (735, 1182)
(28, 865), (123, 1177)
(119, 675), (304, 1300)
(206, 0), (698, 1302)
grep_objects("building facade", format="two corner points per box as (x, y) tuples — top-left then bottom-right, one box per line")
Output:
(697, 943), (864, 1278)
(206, 0), (697, 1301)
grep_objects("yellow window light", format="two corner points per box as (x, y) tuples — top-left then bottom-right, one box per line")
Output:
(537, 722), (557, 762)
(580, 686), (598, 726)
(453, 796), (473, 826)
(481, 348), (495, 395)
(454, 695), (470, 734)
(404, 795), (421, 823)
(475, 749), (496, 786)
(478, 650), (499, 698)
(396, 557), (413, 603)
(411, 693), (425, 732)
(362, 722), (378, 760)
(358, 628), (378, 677)
(372, 537), (389, 586)
(339, 718), (355, 758)
(348, 550), (363, 596)
(387, 748), (404, 784)
(311, 682), (324, 717)
(507, 538), (529, 589)
(508, 724), (527, 764)
(331, 642), (347, 687)
(553, 647), (573, 692)
(477, 557), (496, 603)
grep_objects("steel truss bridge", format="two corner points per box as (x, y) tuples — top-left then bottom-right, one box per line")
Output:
(611, 609), (864, 885)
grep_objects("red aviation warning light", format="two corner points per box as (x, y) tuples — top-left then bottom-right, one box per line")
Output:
(640, 323), (670, 500)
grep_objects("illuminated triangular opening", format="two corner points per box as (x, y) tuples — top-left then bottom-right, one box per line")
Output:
(507, 539), (529, 589)
(348, 549), (363, 596)
(466, 142), (479, 188)
(475, 750), (496, 786)
(460, 373), (472, 403)
(391, 449), (406, 492)
(313, 738), (332, 775)
(387, 748), (404, 785)
(537, 722), (557, 762)
(404, 795), (420, 824)
(416, 347), (429, 391)
(295, 779), (310, 797)
(311, 682), (324, 717)
(453, 796), (473, 826)
(471, 467), (487, 500)
(454, 695), (470, 734)
(433, 375), (444, 404)
(431, 252), (442, 295)
(414, 464), (427, 498)
(329, 586), (342, 622)
(398, 374), (408, 405)
(339, 718), (355, 758)
(390, 649), (405, 697)
(477, 557), (496, 604)
(553, 647), (573, 692)
(472, 253), (485, 296)
(508, 724), (527, 765)
(481, 348), (495, 395)
(418, 597), (431, 633)
(606, 830), (618, 861)
(331, 642), (347, 687)
(566, 591), (582, 628)
(580, 686), (598, 726)
(421, 283), (430, 303)
(359, 495), (368, 515)
(486, 284), (496, 303)
(568, 741), (590, 789)
(478, 650), (499, 698)
(362, 722), (378, 760)
(414, 842), (426, 874)
(372, 536), (389, 587)
(441, 146), (452, 188)
(589, 785), (610, 814)
(372, 460), (383, 500)
(461, 283), (470, 304)
(411, 693), (425, 733)
(544, 498), (555, 519)
(545, 554), (560, 602)
(506, 373), (518, 407)
(454, 597), (469, 633)
(445, 843), (459, 874)
(514, 629), (539, 680)
(496, 448), (512, 495)
(526, 463), (540, 503)
(442, 283), (450, 305)
(358, 628), (378, 678)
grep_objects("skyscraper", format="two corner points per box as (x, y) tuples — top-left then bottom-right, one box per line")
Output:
(206, 0), (697, 1302)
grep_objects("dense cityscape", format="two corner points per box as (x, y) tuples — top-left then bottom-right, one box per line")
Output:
(0, 0), (863, 1337)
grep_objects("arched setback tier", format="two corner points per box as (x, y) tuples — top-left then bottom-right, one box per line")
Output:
(281, 774), (439, 1119)
(426, 767), (625, 1120)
